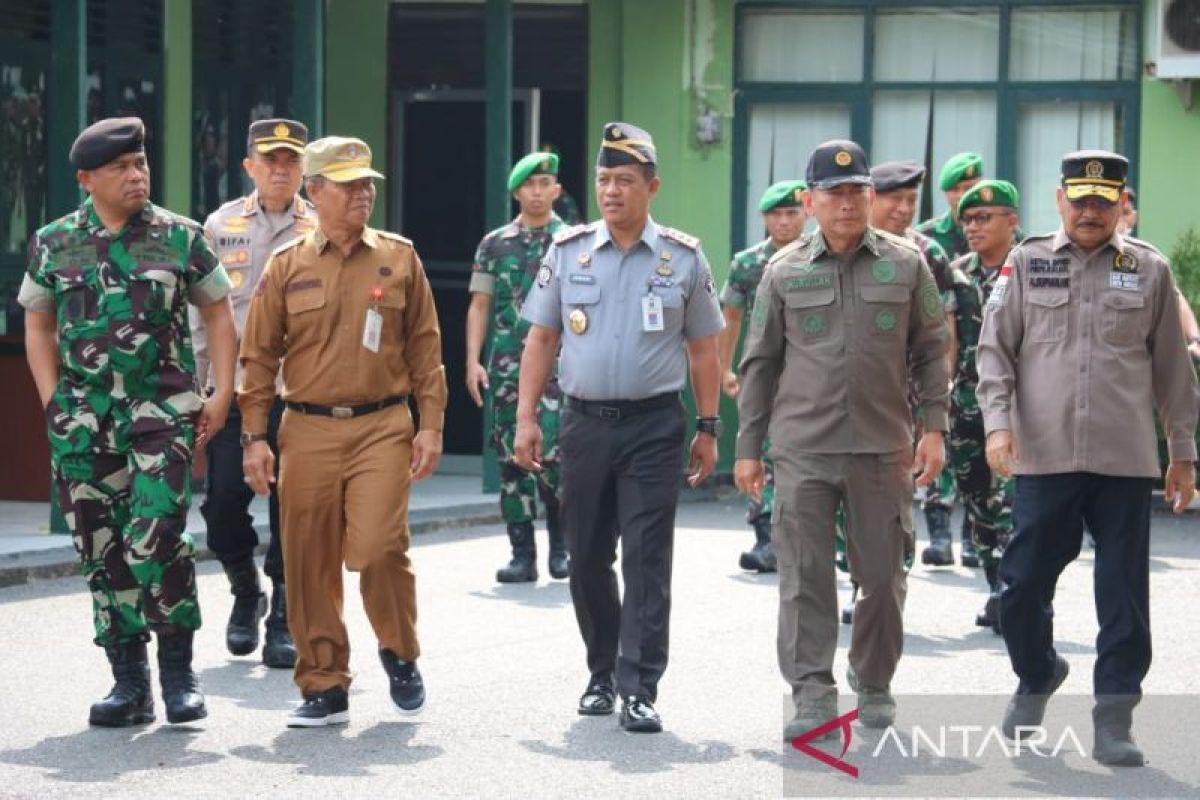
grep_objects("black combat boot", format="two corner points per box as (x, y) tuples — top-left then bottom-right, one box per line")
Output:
(739, 516), (777, 573)
(960, 516), (980, 568)
(496, 521), (537, 583)
(921, 507), (953, 566)
(158, 631), (207, 724)
(546, 502), (570, 580)
(262, 581), (297, 669)
(1092, 697), (1144, 767)
(223, 558), (267, 656)
(975, 561), (1002, 634)
(89, 639), (155, 727)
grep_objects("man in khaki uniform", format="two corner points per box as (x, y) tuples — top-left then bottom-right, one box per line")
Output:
(239, 137), (447, 728)
(191, 119), (315, 668)
(735, 140), (950, 740)
(977, 150), (1197, 767)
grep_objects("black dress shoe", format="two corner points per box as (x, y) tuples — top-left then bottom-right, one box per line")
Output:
(1002, 655), (1069, 739)
(577, 674), (615, 716)
(620, 696), (662, 733)
(379, 649), (425, 715)
(287, 687), (349, 728)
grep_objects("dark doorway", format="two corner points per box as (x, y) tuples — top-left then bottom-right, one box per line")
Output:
(389, 3), (588, 458)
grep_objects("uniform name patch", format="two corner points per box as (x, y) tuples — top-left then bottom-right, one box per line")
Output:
(786, 274), (833, 291)
(1029, 277), (1069, 289)
(569, 273), (596, 284)
(1110, 272), (1139, 291)
(285, 278), (322, 294)
(1028, 257), (1069, 275)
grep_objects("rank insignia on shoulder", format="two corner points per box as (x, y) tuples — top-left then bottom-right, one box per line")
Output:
(554, 223), (593, 245)
(660, 227), (700, 250)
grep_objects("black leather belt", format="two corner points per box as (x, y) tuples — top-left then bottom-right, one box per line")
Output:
(565, 392), (679, 421)
(285, 395), (407, 419)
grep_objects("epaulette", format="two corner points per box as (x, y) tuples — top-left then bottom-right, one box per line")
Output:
(377, 230), (414, 247)
(553, 222), (596, 245)
(150, 206), (204, 234)
(270, 236), (306, 257)
(766, 235), (810, 268)
(1121, 235), (1166, 260)
(875, 227), (921, 255)
(660, 226), (700, 250)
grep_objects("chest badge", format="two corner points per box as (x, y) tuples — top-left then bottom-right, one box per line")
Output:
(656, 264), (673, 277)
(229, 270), (245, 289)
(568, 308), (589, 335)
(578, 252), (591, 268)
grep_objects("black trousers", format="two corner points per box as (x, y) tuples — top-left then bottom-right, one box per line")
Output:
(202, 399), (284, 582)
(559, 400), (685, 702)
(999, 473), (1152, 697)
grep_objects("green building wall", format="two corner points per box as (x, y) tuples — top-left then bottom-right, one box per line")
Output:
(1137, 80), (1200, 255)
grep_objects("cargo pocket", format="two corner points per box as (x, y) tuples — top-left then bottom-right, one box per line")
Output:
(785, 287), (835, 342)
(859, 284), (910, 338)
(1099, 291), (1145, 347)
(1027, 292), (1068, 343)
(285, 287), (327, 315)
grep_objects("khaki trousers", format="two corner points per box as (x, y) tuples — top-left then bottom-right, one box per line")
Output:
(772, 450), (913, 706)
(277, 404), (418, 695)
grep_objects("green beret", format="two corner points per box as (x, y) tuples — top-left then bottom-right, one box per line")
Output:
(508, 152), (559, 192)
(957, 179), (1019, 217)
(758, 180), (807, 213)
(939, 152), (984, 191)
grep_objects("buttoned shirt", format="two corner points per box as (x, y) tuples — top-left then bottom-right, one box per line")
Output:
(977, 228), (1197, 477)
(736, 227), (950, 459)
(191, 191), (316, 390)
(521, 217), (724, 400)
(237, 225), (448, 435)
(18, 198), (230, 415)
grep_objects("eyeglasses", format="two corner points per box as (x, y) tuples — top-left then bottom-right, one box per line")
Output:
(961, 211), (1006, 227)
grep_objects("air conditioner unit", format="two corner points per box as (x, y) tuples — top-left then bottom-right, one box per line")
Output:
(1151, 0), (1200, 79)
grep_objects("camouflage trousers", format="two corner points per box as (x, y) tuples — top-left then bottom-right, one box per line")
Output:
(950, 393), (1013, 568)
(746, 437), (775, 524)
(47, 395), (201, 646)
(492, 375), (562, 525)
(922, 465), (957, 511)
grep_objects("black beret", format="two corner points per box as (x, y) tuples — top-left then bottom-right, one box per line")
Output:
(69, 117), (146, 170)
(870, 160), (925, 193)
(806, 140), (871, 190)
(597, 122), (657, 168)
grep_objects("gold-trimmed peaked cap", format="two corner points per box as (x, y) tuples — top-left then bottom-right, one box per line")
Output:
(1061, 149), (1128, 204)
(597, 121), (657, 167)
(303, 136), (385, 182)
(248, 118), (308, 154)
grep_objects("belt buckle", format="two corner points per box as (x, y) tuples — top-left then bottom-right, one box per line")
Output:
(599, 406), (621, 421)
(331, 405), (354, 419)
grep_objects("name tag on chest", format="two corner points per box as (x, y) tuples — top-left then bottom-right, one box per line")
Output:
(1110, 272), (1139, 291)
(363, 308), (383, 352)
(642, 294), (664, 332)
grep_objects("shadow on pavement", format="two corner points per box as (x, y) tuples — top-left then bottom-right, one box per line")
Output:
(229, 720), (443, 776)
(0, 724), (222, 783)
(520, 717), (736, 775)
(468, 581), (573, 609)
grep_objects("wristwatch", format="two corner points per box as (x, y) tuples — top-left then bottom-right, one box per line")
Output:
(695, 416), (722, 437)
(240, 432), (268, 447)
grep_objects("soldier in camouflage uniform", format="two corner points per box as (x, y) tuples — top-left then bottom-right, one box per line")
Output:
(18, 118), (236, 727)
(467, 152), (568, 583)
(719, 179), (807, 573)
(916, 152), (984, 262)
(949, 180), (1020, 634)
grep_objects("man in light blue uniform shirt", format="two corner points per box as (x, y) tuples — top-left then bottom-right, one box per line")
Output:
(515, 121), (724, 734)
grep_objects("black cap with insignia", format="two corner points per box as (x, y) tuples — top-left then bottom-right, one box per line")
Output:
(870, 160), (925, 193)
(1061, 149), (1128, 204)
(248, 118), (308, 155)
(69, 117), (145, 170)
(597, 122), (657, 168)
(806, 140), (871, 190)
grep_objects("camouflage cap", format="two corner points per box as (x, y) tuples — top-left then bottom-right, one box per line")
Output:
(70, 117), (145, 170)
(938, 152), (984, 191)
(958, 179), (1019, 217)
(870, 160), (925, 193)
(303, 136), (384, 182)
(758, 179), (807, 213)
(508, 151), (559, 192)
(248, 118), (308, 154)
(1061, 150), (1128, 204)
